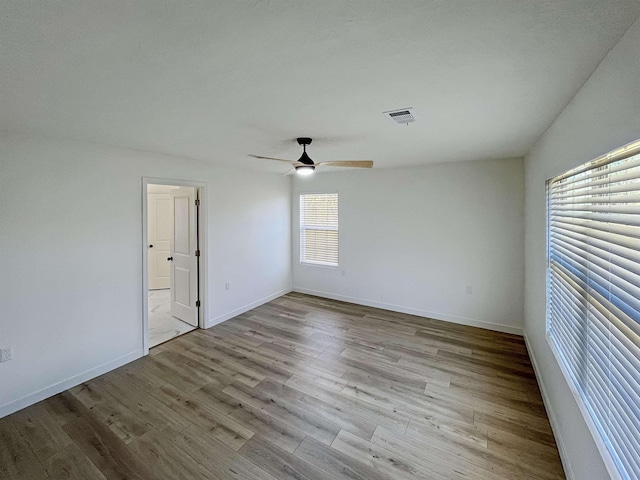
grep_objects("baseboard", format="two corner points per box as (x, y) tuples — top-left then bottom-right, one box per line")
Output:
(206, 288), (292, 328)
(293, 287), (523, 335)
(0, 350), (141, 419)
(523, 333), (575, 480)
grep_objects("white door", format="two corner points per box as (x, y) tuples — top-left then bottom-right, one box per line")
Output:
(147, 193), (171, 290)
(169, 187), (199, 327)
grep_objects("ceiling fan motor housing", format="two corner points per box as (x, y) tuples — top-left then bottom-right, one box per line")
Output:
(298, 151), (314, 165)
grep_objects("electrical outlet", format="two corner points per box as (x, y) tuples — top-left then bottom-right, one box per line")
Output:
(0, 347), (13, 363)
(466, 286), (473, 294)
(225, 281), (231, 291)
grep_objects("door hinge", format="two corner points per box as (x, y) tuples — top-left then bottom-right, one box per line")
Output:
(196, 300), (201, 308)
(195, 199), (200, 206)
(195, 249), (200, 257)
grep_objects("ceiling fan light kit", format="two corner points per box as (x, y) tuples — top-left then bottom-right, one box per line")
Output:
(249, 136), (373, 175)
(295, 165), (315, 175)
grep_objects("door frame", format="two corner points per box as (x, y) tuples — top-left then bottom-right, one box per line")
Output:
(141, 177), (208, 355)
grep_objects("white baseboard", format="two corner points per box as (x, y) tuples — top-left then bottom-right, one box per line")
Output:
(523, 333), (574, 480)
(0, 288), (292, 419)
(206, 288), (292, 328)
(0, 350), (141, 419)
(293, 287), (523, 335)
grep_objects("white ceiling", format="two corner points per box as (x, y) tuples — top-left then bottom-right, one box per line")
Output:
(2, 1), (639, 172)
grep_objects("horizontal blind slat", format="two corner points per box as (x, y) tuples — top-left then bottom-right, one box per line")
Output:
(551, 178), (640, 200)
(551, 152), (640, 186)
(551, 211), (640, 227)
(551, 217), (640, 240)
(551, 191), (640, 206)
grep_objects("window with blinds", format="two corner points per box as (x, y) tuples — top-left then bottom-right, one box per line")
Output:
(546, 140), (640, 480)
(300, 193), (338, 266)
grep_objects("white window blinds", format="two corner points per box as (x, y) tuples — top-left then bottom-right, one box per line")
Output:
(300, 193), (338, 266)
(547, 141), (640, 480)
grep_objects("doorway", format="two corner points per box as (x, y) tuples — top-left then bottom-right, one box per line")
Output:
(142, 179), (206, 353)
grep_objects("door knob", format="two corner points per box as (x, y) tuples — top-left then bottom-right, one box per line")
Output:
(148, 244), (153, 248)
(167, 257), (173, 261)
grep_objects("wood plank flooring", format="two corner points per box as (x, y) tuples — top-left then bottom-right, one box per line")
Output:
(0, 292), (565, 479)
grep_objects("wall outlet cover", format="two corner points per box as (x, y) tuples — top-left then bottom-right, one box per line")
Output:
(0, 347), (13, 363)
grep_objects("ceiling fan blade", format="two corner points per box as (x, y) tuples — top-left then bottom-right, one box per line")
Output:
(316, 160), (374, 168)
(248, 154), (295, 163)
(284, 168), (297, 176)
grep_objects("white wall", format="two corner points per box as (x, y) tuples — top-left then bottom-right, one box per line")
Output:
(523, 17), (640, 480)
(0, 134), (292, 417)
(292, 157), (524, 334)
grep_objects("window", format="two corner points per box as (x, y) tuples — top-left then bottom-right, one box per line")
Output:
(300, 193), (338, 266)
(546, 140), (640, 480)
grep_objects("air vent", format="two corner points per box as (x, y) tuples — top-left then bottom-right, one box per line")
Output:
(383, 107), (418, 125)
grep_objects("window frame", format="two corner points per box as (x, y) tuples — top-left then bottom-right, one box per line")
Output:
(545, 139), (640, 480)
(299, 192), (339, 267)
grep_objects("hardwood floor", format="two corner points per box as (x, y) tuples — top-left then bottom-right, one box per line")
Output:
(0, 292), (565, 479)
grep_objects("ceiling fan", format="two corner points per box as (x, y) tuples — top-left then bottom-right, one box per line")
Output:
(249, 137), (373, 175)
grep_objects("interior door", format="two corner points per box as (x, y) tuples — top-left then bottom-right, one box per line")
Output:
(169, 187), (199, 327)
(147, 193), (171, 290)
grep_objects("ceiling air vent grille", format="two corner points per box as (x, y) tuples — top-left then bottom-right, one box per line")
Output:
(384, 107), (418, 125)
